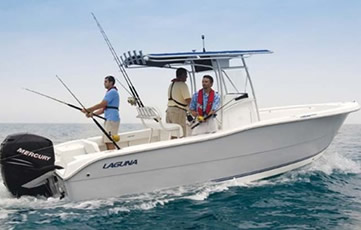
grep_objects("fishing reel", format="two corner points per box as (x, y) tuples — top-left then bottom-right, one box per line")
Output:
(186, 111), (194, 122)
(186, 111), (195, 126)
(127, 97), (137, 106)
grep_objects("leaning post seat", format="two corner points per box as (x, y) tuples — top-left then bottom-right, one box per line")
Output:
(136, 106), (183, 140)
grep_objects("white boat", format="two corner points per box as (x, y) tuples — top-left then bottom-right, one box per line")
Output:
(0, 49), (359, 201)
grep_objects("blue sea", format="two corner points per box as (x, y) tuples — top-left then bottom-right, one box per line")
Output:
(0, 123), (360, 230)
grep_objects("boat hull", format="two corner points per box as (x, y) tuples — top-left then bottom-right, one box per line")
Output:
(61, 113), (347, 201)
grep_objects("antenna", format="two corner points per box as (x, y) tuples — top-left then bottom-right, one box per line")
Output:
(202, 35), (206, 52)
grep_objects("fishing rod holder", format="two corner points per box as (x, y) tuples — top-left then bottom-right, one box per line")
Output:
(122, 50), (146, 67)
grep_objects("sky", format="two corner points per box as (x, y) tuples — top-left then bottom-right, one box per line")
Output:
(0, 0), (361, 124)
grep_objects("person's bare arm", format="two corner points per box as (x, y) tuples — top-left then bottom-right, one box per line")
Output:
(87, 100), (107, 112)
(93, 108), (105, 115)
(82, 100), (107, 117)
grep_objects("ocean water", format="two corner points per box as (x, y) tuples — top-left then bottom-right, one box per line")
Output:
(0, 123), (360, 230)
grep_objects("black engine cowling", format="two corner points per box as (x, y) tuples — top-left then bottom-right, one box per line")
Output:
(0, 133), (61, 198)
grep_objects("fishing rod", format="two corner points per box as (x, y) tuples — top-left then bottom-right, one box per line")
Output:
(55, 75), (121, 150)
(191, 93), (248, 129)
(24, 88), (106, 120)
(91, 12), (144, 107)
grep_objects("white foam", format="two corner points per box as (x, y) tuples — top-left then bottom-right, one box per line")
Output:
(120, 189), (178, 210)
(43, 212), (81, 221)
(0, 211), (10, 221)
(185, 181), (232, 201)
(58, 212), (79, 221)
(62, 199), (115, 210)
(309, 151), (361, 175)
(240, 150), (361, 188)
(0, 194), (64, 211)
(35, 219), (52, 224)
(0, 209), (15, 224)
(108, 207), (130, 214)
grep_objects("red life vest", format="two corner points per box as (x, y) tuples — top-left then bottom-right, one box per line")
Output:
(197, 89), (214, 116)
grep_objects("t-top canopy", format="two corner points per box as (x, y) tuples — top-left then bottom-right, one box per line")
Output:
(122, 49), (272, 72)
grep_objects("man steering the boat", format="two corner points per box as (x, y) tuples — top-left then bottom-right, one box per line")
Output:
(166, 68), (191, 138)
(82, 75), (120, 150)
(189, 75), (220, 135)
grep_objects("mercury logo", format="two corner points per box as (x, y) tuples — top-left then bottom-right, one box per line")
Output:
(17, 148), (51, 161)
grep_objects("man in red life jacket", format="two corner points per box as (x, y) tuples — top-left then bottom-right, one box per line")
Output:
(189, 75), (220, 135)
(166, 68), (191, 138)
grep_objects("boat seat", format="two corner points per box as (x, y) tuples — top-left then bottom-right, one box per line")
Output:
(55, 139), (100, 166)
(82, 139), (101, 154)
(136, 106), (183, 140)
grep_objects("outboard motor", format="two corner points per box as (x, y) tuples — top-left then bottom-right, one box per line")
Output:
(0, 133), (62, 198)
